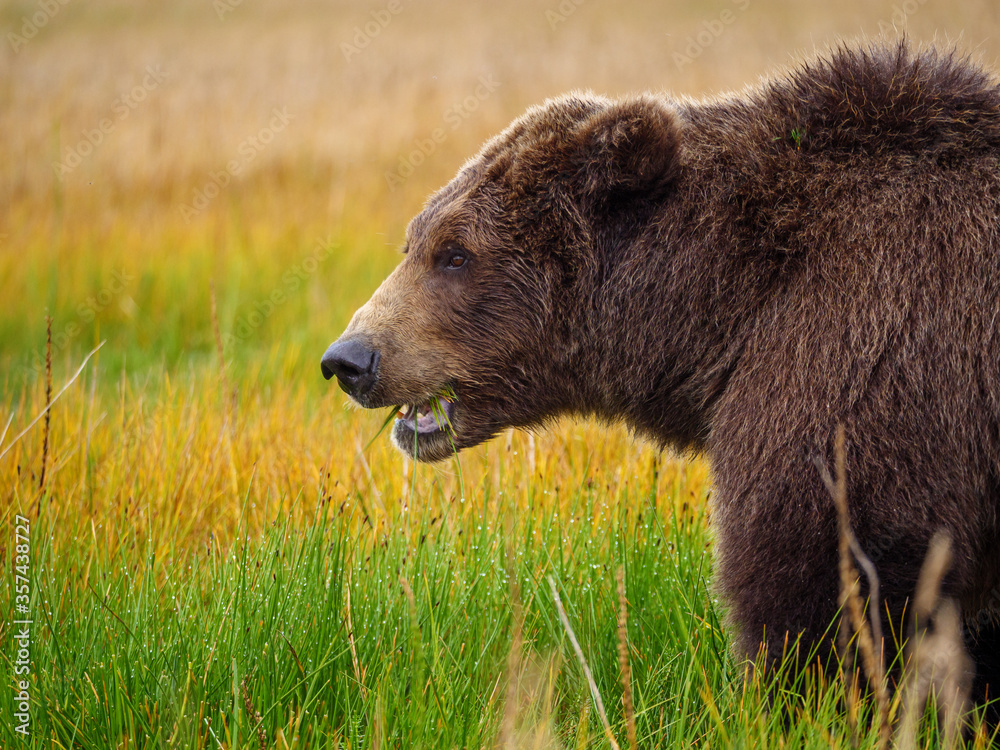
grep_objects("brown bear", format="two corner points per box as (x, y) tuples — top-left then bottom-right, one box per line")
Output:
(322, 41), (1000, 716)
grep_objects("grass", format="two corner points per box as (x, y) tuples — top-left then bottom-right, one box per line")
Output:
(5, 370), (994, 749)
(4, 0), (1000, 746)
(1, 471), (917, 749)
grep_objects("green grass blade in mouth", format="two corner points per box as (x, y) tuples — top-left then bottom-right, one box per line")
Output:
(429, 395), (454, 432)
(412, 405), (419, 462)
(430, 393), (465, 496)
(365, 405), (402, 451)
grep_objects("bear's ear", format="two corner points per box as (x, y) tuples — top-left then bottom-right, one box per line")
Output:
(570, 96), (681, 199)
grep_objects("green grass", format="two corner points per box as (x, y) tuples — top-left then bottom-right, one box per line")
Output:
(3, 472), (961, 749)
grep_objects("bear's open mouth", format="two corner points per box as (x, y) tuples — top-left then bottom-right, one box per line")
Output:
(396, 393), (457, 436)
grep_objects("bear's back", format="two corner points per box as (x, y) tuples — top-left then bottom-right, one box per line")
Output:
(774, 41), (1000, 157)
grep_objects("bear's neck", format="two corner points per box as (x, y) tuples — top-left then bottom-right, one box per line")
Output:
(579, 109), (776, 451)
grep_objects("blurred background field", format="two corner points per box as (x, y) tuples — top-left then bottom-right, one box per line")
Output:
(3, 0), (1000, 747)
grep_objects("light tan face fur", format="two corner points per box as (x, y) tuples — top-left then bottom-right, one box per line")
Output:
(340, 252), (468, 409)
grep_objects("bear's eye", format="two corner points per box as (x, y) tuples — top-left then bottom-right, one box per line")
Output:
(445, 251), (468, 270)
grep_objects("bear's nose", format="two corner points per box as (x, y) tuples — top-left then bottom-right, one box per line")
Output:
(321, 338), (380, 399)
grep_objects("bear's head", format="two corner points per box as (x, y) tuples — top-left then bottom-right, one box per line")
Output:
(322, 94), (681, 461)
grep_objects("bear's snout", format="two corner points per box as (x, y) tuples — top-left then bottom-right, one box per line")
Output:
(321, 337), (380, 401)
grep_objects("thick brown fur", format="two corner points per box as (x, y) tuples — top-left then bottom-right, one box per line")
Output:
(326, 41), (1000, 714)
